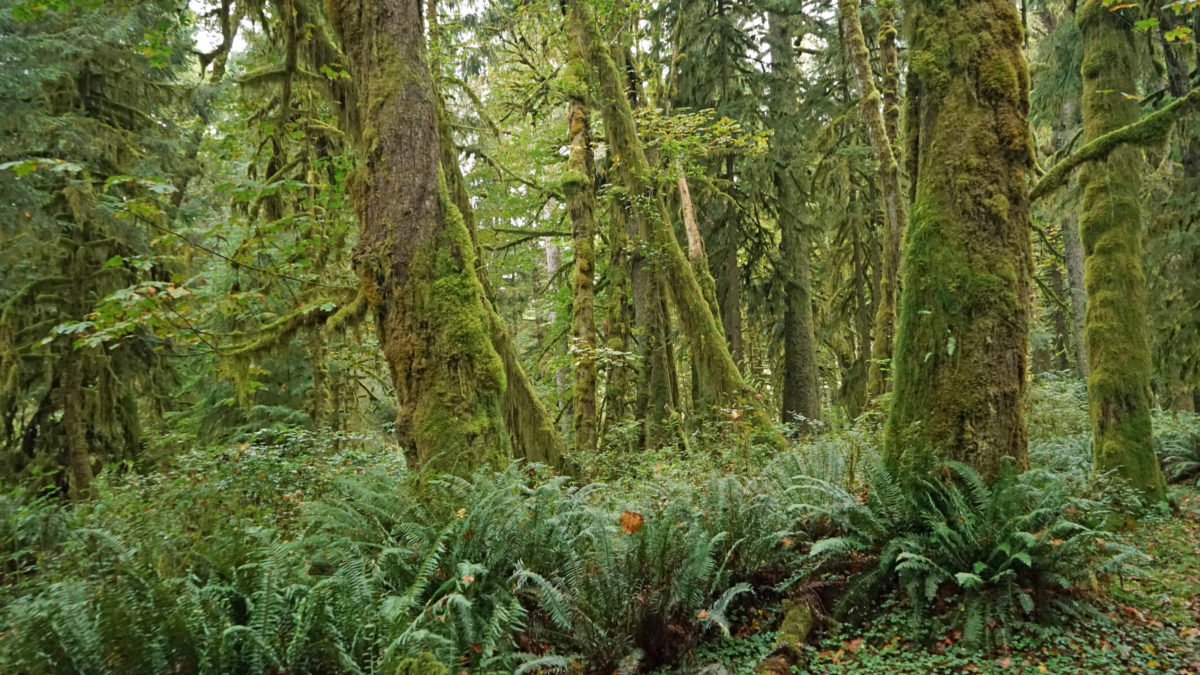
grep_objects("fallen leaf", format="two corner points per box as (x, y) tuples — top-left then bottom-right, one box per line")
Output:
(619, 510), (644, 534)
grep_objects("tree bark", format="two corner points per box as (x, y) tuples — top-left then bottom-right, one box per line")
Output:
(770, 12), (821, 430)
(61, 349), (93, 500)
(885, 0), (1034, 479)
(1062, 208), (1089, 379)
(840, 0), (906, 401)
(562, 30), (599, 455)
(328, 0), (508, 475)
(1077, 0), (1166, 501)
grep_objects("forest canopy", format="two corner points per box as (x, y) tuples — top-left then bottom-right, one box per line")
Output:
(1, 0), (1200, 672)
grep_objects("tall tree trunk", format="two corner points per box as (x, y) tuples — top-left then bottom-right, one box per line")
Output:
(562, 40), (599, 455)
(710, 158), (744, 368)
(600, 192), (635, 438)
(841, 0), (906, 401)
(328, 0), (508, 475)
(770, 12), (821, 430)
(1062, 208), (1089, 378)
(570, 0), (781, 448)
(61, 348), (92, 500)
(1077, 0), (1165, 501)
(1047, 261), (1072, 371)
(885, 0), (1033, 479)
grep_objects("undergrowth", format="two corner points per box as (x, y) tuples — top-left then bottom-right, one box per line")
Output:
(0, 378), (1195, 673)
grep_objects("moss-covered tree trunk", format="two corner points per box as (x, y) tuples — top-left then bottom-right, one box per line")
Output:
(1062, 208), (1089, 378)
(562, 20), (599, 455)
(570, 0), (781, 448)
(429, 45), (567, 471)
(770, 12), (821, 429)
(885, 0), (1034, 478)
(1076, 0), (1166, 501)
(61, 348), (92, 500)
(600, 191), (635, 437)
(328, 0), (508, 475)
(840, 0), (906, 401)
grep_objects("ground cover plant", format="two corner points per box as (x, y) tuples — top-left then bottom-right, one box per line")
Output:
(4, 0), (1200, 672)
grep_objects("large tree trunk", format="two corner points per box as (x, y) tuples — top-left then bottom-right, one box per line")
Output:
(885, 0), (1033, 479)
(562, 33), (599, 455)
(841, 0), (906, 401)
(711, 158), (744, 368)
(570, 0), (782, 449)
(1077, 0), (1166, 501)
(328, 0), (508, 475)
(770, 12), (821, 430)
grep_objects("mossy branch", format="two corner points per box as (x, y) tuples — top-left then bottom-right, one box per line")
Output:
(1031, 87), (1200, 201)
(221, 296), (351, 358)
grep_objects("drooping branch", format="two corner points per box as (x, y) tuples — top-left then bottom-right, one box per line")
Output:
(1030, 87), (1200, 201)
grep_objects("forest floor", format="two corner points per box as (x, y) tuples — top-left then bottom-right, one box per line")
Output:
(678, 486), (1200, 674)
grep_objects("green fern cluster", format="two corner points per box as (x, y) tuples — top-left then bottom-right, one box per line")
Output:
(798, 459), (1142, 649)
(1155, 423), (1200, 485)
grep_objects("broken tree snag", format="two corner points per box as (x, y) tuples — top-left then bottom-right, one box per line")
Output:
(884, 0), (1034, 479)
(328, 0), (509, 475)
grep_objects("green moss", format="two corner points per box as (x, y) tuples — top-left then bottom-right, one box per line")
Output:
(979, 56), (1019, 101)
(1076, 0), (1166, 502)
(394, 652), (448, 675)
(560, 168), (587, 189)
(886, 0), (1033, 479)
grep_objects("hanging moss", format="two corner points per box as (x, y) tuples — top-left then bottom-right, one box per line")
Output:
(1076, 0), (1166, 502)
(885, 0), (1034, 479)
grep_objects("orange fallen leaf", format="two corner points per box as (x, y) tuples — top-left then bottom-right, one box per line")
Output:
(619, 510), (644, 534)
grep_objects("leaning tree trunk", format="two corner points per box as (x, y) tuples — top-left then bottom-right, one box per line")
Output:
(769, 12), (821, 430)
(568, 0), (782, 449)
(1077, 0), (1166, 501)
(885, 0), (1034, 479)
(840, 0), (906, 401)
(327, 0), (508, 475)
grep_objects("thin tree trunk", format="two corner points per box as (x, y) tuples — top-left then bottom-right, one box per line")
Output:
(1077, 0), (1165, 501)
(562, 42), (599, 454)
(328, 0), (508, 475)
(61, 349), (93, 500)
(885, 0), (1033, 479)
(840, 0), (906, 400)
(770, 12), (821, 430)
(600, 192), (634, 438)
(714, 157), (744, 367)
(1062, 209), (1089, 379)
